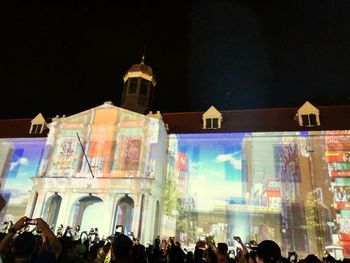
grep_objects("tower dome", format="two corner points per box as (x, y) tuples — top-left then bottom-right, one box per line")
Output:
(123, 56), (156, 86)
(120, 56), (156, 114)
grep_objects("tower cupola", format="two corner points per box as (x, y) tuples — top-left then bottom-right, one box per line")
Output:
(120, 56), (156, 114)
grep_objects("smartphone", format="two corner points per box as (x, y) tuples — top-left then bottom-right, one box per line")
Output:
(115, 225), (123, 235)
(26, 218), (37, 225)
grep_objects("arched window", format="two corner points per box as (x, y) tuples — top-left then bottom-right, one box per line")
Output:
(115, 195), (134, 235)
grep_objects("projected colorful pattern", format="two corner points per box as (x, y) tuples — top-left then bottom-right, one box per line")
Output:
(164, 132), (350, 258)
(0, 138), (46, 222)
(1, 129), (350, 258)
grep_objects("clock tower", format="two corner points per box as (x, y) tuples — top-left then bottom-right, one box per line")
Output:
(120, 56), (156, 114)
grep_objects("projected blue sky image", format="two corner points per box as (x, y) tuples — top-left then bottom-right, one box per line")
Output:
(176, 133), (247, 211)
(3, 139), (46, 206)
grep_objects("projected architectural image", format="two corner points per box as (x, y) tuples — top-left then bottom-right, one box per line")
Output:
(1, 113), (350, 257)
(24, 103), (167, 243)
(0, 138), (46, 223)
(165, 131), (347, 257)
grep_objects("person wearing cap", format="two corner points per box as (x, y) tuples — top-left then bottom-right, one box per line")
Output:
(256, 240), (282, 263)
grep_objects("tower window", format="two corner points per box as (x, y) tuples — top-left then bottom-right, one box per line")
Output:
(140, 80), (149, 96)
(122, 82), (127, 97)
(129, 78), (138, 94)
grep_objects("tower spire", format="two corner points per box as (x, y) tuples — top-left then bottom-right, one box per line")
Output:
(141, 46), (146, 65)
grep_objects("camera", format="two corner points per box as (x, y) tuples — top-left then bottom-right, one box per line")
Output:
(115, 225), (123, 236)
(26, 218), (37, 225)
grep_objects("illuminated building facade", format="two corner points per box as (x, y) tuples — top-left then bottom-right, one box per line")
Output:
(25, 103), (167, 244)
(1, 60), (350, 258)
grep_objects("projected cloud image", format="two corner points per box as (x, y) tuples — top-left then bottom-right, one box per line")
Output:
(0, 138), (46, 220)
(176, 133), (245, 207)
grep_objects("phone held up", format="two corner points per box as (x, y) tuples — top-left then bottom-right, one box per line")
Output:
(233, 236), (240, 242)
(115, 225), (124, 236)
(26, 218), (37, 225)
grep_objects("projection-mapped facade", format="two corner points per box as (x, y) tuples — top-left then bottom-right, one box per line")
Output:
(23, 104), (167, 243)
(1, 59), (350, 258)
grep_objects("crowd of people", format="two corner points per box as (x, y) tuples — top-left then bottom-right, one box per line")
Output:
(0, 216), (346, 263)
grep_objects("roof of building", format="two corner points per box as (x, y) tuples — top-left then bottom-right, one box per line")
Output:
(1, 104), (350, 138)
(0, 118), (49, 138)
(127, 56), (153, 76)
(128, 63), (153, 75)
(161, 105), (350, 134)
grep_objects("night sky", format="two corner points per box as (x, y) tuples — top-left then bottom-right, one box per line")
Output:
(1, 1), (350, 119)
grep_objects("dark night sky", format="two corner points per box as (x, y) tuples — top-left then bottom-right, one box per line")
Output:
(1, 1), (350, 119)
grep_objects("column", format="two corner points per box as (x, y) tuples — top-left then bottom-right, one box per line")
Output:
(25, 190), (39, 218)
(32, 191), (48, 218)
(144, 194), (156, 244)
(100, 193), (115, 237)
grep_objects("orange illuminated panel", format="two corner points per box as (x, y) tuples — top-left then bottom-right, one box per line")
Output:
(327, 144), (350, 151)
(326, 152), (350, 162)
(340, 239), (350, 258)
(93, 108), (119, 124)
(330, 171), (350, 177)
(339, 233), (350, 241)
(334, 202), (350, 210)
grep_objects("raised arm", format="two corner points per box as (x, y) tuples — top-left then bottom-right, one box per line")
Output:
(234, 236), (249, 256)
(0, 216), (27, 254)
(35, 218), (62, 259)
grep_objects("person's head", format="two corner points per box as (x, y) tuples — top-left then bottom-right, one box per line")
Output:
(132, 244), (148, 263)
(256, 240), (281, 263)
(112, 234), (133, 260)
(301, 254), (321, 263)
(205, 246), (218, 263)
(246, 251), (257, 263)
(13, 232), (38, 260)
(217, 242), (228, 256)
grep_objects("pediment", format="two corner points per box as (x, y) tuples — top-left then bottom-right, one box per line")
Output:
(297, 101), (319, 114)
(31, 113), (46, 124)
(202, 106), (222, 118)
(52, 103), (148, 127)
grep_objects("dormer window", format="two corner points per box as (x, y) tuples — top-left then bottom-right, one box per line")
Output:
(202, 106), (223, 129)
(29, 113), (46, 135)
(301, 114), (317, 126)
(206, 118), (219, 129)
(30, 124), (43, 134)
(296, 101), (320, 127)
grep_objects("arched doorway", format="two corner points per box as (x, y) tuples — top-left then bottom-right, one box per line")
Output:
(115, 195), (134, 235)
(42, 194), (62, 229)
(70, 195), (109, 237)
